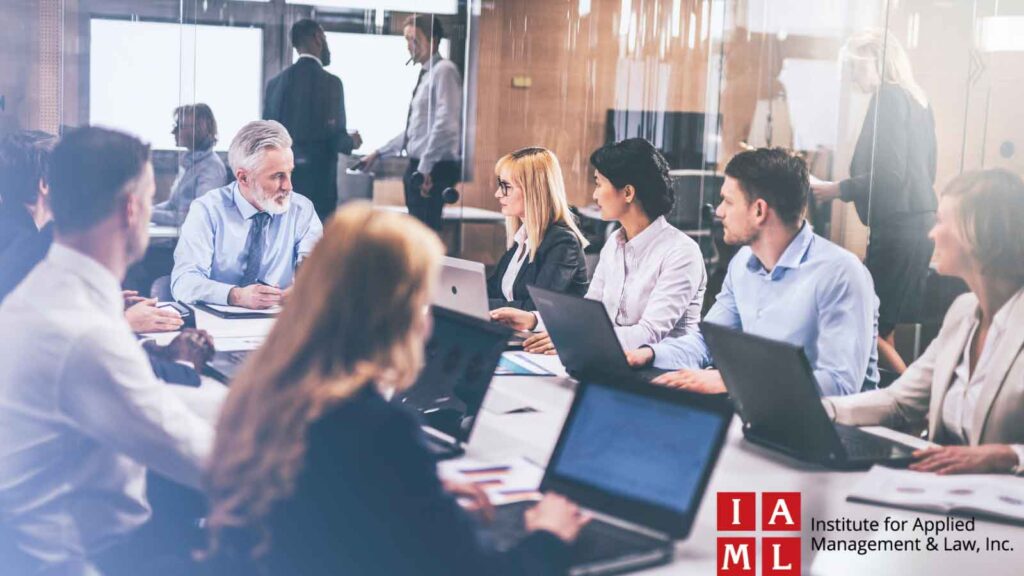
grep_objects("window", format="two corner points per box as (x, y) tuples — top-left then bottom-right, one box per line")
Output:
(89, 18), (263, 150)
(320, 31), (423, 153)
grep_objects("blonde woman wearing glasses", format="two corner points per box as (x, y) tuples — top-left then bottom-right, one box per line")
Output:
(487, 147), (589, 316)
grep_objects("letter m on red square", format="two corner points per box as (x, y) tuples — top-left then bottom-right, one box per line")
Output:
(717, 537), (756, 576)
(717, 492), (755, 531)
(761, 492), (800, 531)
(762, 537), (800, 576)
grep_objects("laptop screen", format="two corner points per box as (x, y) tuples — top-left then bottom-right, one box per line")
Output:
(396, 307), (510, 442)
(544, 380), (731, 537)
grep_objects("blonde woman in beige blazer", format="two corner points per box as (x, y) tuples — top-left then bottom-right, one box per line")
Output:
(825, 169), (1024, 475)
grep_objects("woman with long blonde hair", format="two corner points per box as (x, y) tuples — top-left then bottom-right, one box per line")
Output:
(486, 147), (589, 313)
(811, 29), (938, 374)
(204, 202), (586, 575)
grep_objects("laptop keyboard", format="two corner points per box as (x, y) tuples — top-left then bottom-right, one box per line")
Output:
(835, 425), (914, 460)
(484, 501), (667, 566)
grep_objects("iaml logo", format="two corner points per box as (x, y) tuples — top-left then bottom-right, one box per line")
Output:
(717, 492), (800, 576)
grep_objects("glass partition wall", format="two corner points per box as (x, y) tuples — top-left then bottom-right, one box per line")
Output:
(3, 0), (1022, 360)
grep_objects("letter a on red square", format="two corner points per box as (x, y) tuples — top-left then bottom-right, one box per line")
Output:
(717, 492), (755, 531)
(717, 537), (756, 576)
(761, 492), (800, 531)
(762, 537), (800, 576)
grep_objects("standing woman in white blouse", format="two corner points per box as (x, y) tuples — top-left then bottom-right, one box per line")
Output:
(494, 138), (707, 354)
(825, 169), (1024, 475)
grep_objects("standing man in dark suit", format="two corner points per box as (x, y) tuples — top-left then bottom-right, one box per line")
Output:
(264, 19), (361, 221)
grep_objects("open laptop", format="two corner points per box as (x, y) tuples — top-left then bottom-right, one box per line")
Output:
(701, 321), (917, 470)
(484, 376), (733, 575)
(435, 256), (530, 346)
(436, 257), (491, 319)
(394, 306), (511, 459)
(527, 285), (671, 382)
(206, 350), (250, 382)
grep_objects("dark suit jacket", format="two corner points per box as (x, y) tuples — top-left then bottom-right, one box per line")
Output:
(0, 203), (37, 261)
(0, 219), (51, 303)
(263, 57), (354, 215)
(211, 385), (569, 576)
(487, 222), (589, 311)
(840, 83), (937, 227)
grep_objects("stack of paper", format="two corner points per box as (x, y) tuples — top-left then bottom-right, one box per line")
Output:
(438, 457), (545, 505)
(848, 465), (1024, 524)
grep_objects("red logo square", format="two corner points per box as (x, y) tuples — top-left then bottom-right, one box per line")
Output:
(761, 492), (800, 531)
(717, 492), (756, 531)
(717, 537), (756, 575)
(762, 537), (800, 575)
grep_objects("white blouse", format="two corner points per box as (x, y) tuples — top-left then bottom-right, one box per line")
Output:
(940, 290), (1024, 464)
(538, 216), (706, 349)
(501, 225), (530, 302)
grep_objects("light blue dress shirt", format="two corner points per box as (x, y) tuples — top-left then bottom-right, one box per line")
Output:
(170, 182), (323, 304)
(649, 222), (879, 396)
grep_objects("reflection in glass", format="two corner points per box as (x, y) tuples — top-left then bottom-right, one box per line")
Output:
(89, 18), (262, 151)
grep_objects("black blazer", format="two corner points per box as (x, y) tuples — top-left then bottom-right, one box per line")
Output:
(263, 57), (354, 156)
(0, 219), (51, 303)
(487, 222), (588, 311)
(840, 83), (937, 227)
(0, 202), (37, 260)
(212, 385), (569, 576)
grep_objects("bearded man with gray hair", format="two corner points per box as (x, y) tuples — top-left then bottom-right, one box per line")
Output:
(171, 120), (323, 309)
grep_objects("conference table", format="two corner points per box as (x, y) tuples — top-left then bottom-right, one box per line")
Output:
(472, 357), (1024, 575)
(180, 310), (1024, 575)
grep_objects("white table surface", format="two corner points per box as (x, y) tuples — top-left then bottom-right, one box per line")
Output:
(470, 364), (1024, 575)
(148, 223), (180, 239)
(152, 311), (1024, 574)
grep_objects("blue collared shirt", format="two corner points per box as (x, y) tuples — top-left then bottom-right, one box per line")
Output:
(170, 182), (323, 304)
(649, 223), (879, 396)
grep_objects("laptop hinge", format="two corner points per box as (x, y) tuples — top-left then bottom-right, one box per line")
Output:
(420, 425), (459, 449)
(584, 508), (671, 543)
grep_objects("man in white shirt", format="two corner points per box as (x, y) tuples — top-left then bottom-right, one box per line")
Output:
(357, 14), (462, 231)
(0, 127), (224, 574)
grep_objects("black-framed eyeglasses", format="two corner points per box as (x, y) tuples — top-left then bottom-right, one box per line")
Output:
(497, 179), (513, 198)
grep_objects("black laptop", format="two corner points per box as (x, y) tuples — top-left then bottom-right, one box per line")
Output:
(527, 285), (671, 382)
(483, 376), (732, 575)
(701, 321), (917, 470)
(394, 306), (512, 459)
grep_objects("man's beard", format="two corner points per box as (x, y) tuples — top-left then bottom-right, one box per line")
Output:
(321, 45), (331, 66)
(254, 182), (291, 215)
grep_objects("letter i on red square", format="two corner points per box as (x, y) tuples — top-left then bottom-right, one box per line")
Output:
(762, 537), (800, 576)
(717, 537), (756, 576)
(717, 492), (756, 531)
(761, 492), (801, 530)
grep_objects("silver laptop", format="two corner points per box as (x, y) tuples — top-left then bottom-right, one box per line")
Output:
(435, 256), (529, 346)
(435, 257), (490, 320)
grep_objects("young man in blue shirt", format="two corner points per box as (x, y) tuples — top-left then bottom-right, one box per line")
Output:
(627, 147), (879, 396)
